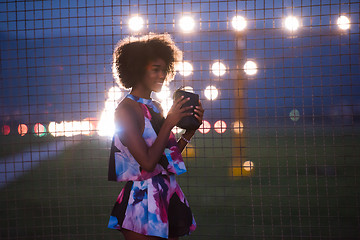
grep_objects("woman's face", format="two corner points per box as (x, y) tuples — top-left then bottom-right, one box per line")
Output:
(142, 58), (167, 93)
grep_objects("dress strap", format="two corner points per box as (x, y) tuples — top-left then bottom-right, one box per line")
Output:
(126, 94), (160, 113)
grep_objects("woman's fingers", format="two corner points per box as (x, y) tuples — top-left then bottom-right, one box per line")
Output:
(174, 96), (189, 106)
(180, 105), (193, 112)
(178, 97), (190, 107)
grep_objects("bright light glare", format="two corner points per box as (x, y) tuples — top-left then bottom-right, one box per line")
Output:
(179, 16), (195, 33)
(18, 124), (28, 136)
(244, 61), (258, 75)
(243, 161), (254, 172)
(183, 86), (194, 93)
(108, 86), (122, 101)
(211, 61), (226, 76)
(172, 126), (185, 135)
(49, 120), (93, 137)
(204, 85), (219, 100)
(156, 85), (170, 99)
(337, 16), (350, 30)
(214, 120), (227, 134)
(160, 98), (173, 117)
(105, 99), (118, 111)
(231, 15), (247, 31)
(198, 120), (211, 134)
(284, 16), (299, 31)
(233, 121), (244, 134)
(128, 16), (144, 31)
(98, 111), (115, 137)
(34, 123), (46, 137)
(176, 61), (193, 76)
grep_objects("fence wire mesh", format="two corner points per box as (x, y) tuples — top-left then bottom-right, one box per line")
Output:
(1, 0), (359, 239)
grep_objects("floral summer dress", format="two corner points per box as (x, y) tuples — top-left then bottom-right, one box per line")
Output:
(107, 94), (196, 239)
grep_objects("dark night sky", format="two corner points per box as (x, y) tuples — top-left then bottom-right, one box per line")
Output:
(0, 0), (359, 125)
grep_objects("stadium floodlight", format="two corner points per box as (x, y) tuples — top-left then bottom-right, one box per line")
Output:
(183, 86), (194, 93)
(232, 121), (244, 134)
(176, 61), (193, 76)
(204, 85), (219, 100)
(337, 16), (350, 30)
(198, 120), (211, 134)
(179, 16), (195, 33)
(128, 15), (144, 31)
(34, 123), (46, 137)
(231, 15), (247, 31)
(243, 161), (254, 172)
(214, 120), (227, 134)
(18, 124), (28, 136)
(211, 61), (226, 76)
(244, 60), (257, 75)
(284, 16), (300, 31)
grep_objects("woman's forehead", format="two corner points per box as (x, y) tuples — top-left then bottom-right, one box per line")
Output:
(149, 58), (166, 66)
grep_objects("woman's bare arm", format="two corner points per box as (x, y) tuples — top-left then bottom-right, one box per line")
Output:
(118, 96), (193, 172)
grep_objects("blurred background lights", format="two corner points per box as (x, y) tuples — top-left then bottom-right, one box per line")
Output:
(160, 98), (173, 116)
(214, 120), (227, 134)
(211, 61), (226, 76)
(284, 16), (300, 31)
(128, 15), (144, 31)
(104, 99), (118, 111)
(231, 15), (247, 31)
(34, 123), (46, 137)
(98, 110), (115, 137)
(176, 61), (193, 76)
(289, 109), (300, 122)
(204, 85), (219, 100)
(18, 124), (28, 136)
(232, 121), (244, 134)
(337, 16), (350, 30)
(39, 120), (95, 138)
(183, 86), (194, 93)
(243, 161), (254, 172)
(2, 125), (10, 135)
(198, 120), (211, 134)
(179, 16), (195, 33)
(108, 86), (122, 101)
(172, 126), (185, 135)
(244, 60), (258, 75)
(49, 121), (63, 137)
(182, 143), (195, 158)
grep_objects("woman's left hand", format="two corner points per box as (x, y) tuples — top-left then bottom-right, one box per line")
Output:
(194, 99), (204, 124)
(182, 100), (205, 139)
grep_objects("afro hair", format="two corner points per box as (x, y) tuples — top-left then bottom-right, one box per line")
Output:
(112, 33), (182, 89)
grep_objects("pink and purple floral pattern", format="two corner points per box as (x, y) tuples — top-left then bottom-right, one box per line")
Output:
(108, 95), (196, 239)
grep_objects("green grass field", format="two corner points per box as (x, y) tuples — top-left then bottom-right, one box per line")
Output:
(1, 125), (359, 240)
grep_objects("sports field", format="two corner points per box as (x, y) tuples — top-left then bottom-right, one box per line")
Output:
(1, 124), (359, 240)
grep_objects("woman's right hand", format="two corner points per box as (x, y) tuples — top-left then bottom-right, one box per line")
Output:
(165, 96), (193, 128)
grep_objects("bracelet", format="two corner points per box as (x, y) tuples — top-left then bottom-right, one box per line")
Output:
(181, 135), (191, 143)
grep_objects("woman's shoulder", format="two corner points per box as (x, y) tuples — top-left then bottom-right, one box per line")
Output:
(116, 97), (140, 113)
(115, 97), (143, 124)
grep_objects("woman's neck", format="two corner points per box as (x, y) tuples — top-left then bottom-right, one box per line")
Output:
(130, 86), (151, 99)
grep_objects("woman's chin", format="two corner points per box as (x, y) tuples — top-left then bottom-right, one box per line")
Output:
(153, 86), (163, 92)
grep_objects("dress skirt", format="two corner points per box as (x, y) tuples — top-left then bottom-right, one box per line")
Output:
(108, 174), (196, 239)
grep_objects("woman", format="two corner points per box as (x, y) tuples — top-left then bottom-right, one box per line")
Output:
(107, 33), (204, 240)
